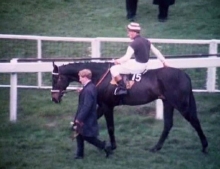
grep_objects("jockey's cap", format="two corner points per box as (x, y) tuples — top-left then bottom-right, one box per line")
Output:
(127, 22), (141, 32)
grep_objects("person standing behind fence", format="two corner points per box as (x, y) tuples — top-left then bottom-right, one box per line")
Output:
(126, 0), (138, 21)
(153, 0), (175, 22)
(71, 69), (112, 159)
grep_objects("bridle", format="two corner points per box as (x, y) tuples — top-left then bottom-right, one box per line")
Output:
(50, 72), (68, 94)
(51, 72), (81, 94)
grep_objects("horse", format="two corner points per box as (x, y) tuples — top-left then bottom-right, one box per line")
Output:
(51, 61), (208, 153)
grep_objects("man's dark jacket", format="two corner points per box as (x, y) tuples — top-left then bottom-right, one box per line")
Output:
(74, 81), (99, 137)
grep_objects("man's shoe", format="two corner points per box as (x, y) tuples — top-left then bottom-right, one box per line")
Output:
(74, 155), (83, 159)
(114, 87), (127, 95)
(104, 142), (112, 158)
(158, 16), (167, 22)
(129, 17), (135, 22)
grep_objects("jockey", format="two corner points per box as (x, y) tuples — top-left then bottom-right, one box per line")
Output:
(110, 22), (168, 95)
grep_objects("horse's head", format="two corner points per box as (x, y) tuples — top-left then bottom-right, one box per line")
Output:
(51, 61), (112, 103)
(51, 62), (70, 103)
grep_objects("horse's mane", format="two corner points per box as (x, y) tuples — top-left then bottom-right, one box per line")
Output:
(59, 61), (113, 75)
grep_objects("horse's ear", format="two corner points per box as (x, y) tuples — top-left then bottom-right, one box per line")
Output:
(52, 61), (59, 73)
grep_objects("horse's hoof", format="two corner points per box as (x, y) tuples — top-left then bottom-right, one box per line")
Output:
(149, 148), (158, 153)
(202, 148), (208, 154)
(111, 146), (116, 150)
(111, 144), (117, 150)
(149, 146), (161, 153)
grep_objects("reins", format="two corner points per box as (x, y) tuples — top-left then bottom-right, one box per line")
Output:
(95, 68), (110, 87)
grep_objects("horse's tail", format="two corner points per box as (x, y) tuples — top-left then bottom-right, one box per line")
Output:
(177, 72), (197, 117)
(188, 90), (197, 115)
(180, 73), (197, 116)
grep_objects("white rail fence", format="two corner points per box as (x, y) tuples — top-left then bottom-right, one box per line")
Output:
(0, 34), (220, 122)
(1, 57), (220, 122)
(1, 34), (220, 89)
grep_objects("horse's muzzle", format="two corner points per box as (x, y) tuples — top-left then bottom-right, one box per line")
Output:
(51, 92), (63, 104)
(51, 97), (60, 103)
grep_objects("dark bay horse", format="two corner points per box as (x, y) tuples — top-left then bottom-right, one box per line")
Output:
(51, 61), (208, 153)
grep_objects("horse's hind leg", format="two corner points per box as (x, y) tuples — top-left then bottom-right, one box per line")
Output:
(179, 92), (208, 153)
(186, 114), (208, 153)
(150, 100), (174, 152)
(97, 106), (104, 119)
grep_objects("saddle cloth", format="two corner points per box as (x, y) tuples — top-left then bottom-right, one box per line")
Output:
(110, 70), (147, 89)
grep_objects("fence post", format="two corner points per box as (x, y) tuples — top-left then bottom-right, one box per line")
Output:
(155, 99), (163, 119)
(207, 40), (218, 92)
(10, 58), (18, 122)
(37, 39), (42, 88)
(92, 38), (101, 58)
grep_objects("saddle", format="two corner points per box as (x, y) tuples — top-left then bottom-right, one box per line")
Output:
(110, 70), (147, 89)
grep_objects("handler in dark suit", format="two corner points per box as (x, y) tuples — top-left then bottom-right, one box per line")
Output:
(72, 69), (111, 159)
(153, 0), (175, 22)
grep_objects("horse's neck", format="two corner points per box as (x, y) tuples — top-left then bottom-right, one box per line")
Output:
(92, 70), (110, 84)
(66, 62), (111, 84)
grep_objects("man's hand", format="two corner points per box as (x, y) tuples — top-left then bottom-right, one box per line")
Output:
(75, 119), (83, 125)
(69, 121), (79, 140)
(70, 120), (83, 132)
(70, 121), (76, 131)
(76, 88), (82, 93)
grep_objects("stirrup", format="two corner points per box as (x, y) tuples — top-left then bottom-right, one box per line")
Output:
(114, 88), (127, 95)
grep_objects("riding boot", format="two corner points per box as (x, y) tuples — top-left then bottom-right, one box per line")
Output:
(114, 75), (127, 95)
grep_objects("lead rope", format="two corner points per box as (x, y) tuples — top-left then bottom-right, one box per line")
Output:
(95, 68), (110, 87)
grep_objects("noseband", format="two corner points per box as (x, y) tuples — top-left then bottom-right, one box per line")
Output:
(51, 72), (67, 94)
(51, 72), (78, 94)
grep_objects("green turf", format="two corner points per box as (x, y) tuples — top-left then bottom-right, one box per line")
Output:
(0, 89), (220, 169)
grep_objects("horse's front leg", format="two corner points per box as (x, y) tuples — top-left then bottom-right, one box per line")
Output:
(150, 101), (174, 152)
(102, 104), (117, 150)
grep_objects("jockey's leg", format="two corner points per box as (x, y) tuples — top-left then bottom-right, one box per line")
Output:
(114, 75), (127, 95)
(110, 61), (144, 95)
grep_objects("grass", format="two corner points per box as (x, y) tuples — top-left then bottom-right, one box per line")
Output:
(0, 89), (220, 169)
(0, 0), (220, 39)
(0, 0), (220, 169)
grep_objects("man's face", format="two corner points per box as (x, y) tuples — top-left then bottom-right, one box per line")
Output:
(79, 76), (87, 85)
(127, 30), (136, 39)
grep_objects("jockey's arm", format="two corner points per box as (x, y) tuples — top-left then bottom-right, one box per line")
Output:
(115, 46), (134, 64)
(150, 44), (168, 67)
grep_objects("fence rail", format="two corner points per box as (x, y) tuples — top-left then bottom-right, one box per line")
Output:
(1, 34), (220, 59)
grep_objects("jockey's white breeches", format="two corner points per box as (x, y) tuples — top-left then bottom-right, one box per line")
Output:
(110, 59), (148, 77)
